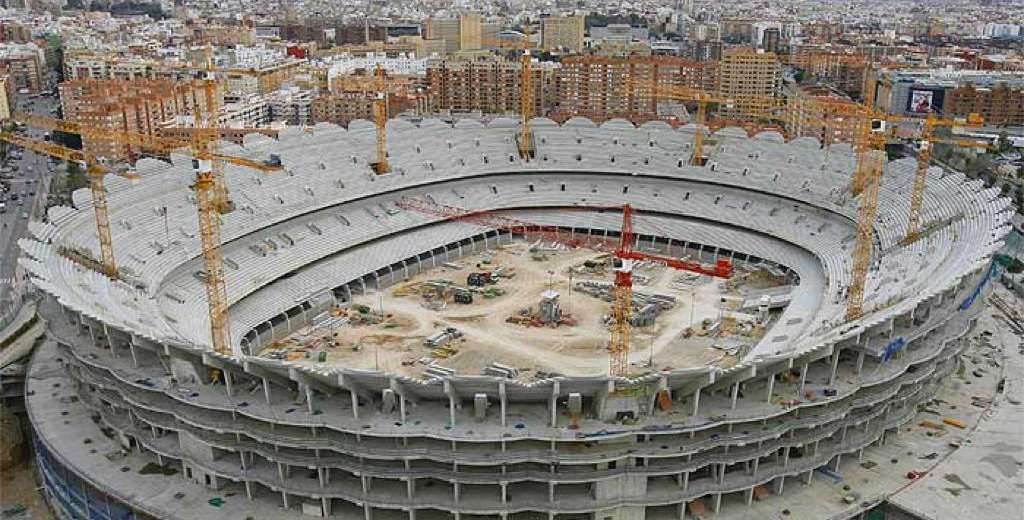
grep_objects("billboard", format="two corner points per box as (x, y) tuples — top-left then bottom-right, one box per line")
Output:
(907, 88), (945, 114)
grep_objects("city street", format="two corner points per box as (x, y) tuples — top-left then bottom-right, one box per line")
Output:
(0, 76), (60, 307)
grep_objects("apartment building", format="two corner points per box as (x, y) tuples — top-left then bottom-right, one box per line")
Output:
(785, 83), (858, 145)
(553, 55), (718, 123)
(946, 83), (1024, 126)
(424, 14), (502, 56)
(310, 91), (413, 127)
(59, 79), (215, 161)
(0, 42), (44, 92)
(541, 14), (585, 53)
(425, 56), (559, 116)
(718, 46), (781, 119)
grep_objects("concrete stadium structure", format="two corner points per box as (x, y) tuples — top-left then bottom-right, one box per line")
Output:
(19, 117), (1012, 519)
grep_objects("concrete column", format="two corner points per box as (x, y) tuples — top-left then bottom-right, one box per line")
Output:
(730, 382), (740, 409)
(407, 479), (414, 500)
(683, 471), (689, 492)
(799, 363), (809, 395)
(128, 341), (139, 368)
(262, 377), (272, 404)
(691, 388), (701, 416)
(351, 389), (360, 419)
(361, 475), (369, 496)
(746, 487), (755, 506)
(831, 454), (842, 471)
(499, 381), (507, 427)
(774, 476), (785, 495)
(752, 457), (759, 476)
(319, 467), (326, 488)
(445, 380), (456, 427)
(454, 482), (460, 503)
(829, 349), (841, 386)
(281, 491), (289, 510)
(549, 381), (560, 427)
(783, 446), (790, 468)
(804, 470), (813, 484)
(856, 351), (866, 376)
(765, 374), (775, 403)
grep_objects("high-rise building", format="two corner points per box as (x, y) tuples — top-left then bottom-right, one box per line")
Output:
(424, 17), (461, 55)
(0, 42), (44, 92)
(946, 83), (1024, 126)
(541, 14), (585, 53)
(459, 13), (481, 51)
(691, 40), (722, 61)
(59, 79), (215, 161)
(718, 46), (781, 119)
(425, 56), (558, 116)
(553, 56), (718, 123)
(424, 14), (492, 55)
(762, 28), (781, 53)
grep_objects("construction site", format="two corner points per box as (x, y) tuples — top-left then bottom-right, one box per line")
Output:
(261, 240), (793, 379)
(2, 61), (1018, 520)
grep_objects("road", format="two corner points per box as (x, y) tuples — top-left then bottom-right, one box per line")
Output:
(0, 75), (60, 308)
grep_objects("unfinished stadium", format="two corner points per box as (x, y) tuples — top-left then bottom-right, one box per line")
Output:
(18, 117), (1012, 520)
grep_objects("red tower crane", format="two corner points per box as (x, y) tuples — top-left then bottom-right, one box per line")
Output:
(394, 197), (733, 376)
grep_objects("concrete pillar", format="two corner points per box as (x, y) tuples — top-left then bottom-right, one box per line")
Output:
(691, 388), (701, 416)
(856, 351), (866, 376)
(831, 454), (842, 471)
(783, 446), (790, 468)
(829, 349), (841, 386)
(549, 381), (560, 427)
(799, 363), (809, 395)
(730, 382), (740, 409)
(752, 457), (759, 476)
(804, 470), (813, 484)
(351, 389), (360, 419)
(262, 377), (272, 405)
(765, 373), (775, 403)
(499, 381), (507, 427)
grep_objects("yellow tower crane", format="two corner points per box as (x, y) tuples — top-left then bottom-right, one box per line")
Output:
(372, 65), (389, 174)
(482, 37), (540, 160)
(0, 132), (120, 278)
(904, 113), (986, 243)
(646, 84), (789, 165)
(7, 113), (282, 356)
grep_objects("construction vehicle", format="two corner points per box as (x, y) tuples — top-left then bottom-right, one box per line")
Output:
(394, 197), (733, 377)
(467, 272), (493, 287)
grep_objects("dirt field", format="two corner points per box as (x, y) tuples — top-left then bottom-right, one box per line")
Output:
(274, 242), (779, 379)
